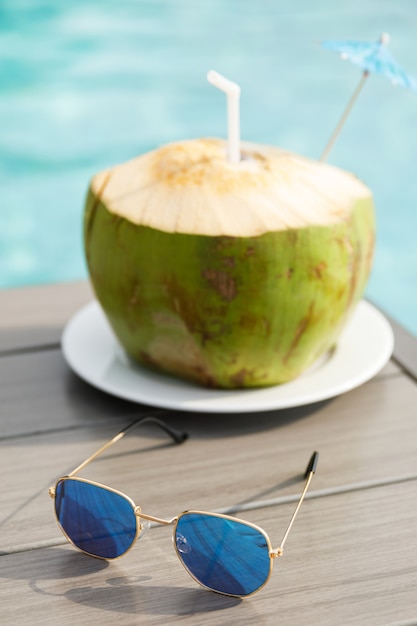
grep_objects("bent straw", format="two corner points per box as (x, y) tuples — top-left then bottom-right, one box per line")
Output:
(207, 70), (241, 163)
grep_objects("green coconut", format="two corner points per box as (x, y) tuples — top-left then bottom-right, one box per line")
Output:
(84, 138), (375, 388)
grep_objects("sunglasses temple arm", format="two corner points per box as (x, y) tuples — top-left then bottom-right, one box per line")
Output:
(67, 416), (188, 477)
(276, 451), (319, 554)
(122, 416), (188, 444)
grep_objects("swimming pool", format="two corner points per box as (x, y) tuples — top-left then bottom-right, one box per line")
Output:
(1, 1), (416, 335)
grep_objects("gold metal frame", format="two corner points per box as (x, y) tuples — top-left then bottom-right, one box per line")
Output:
(51, 476), (142, 561)
(172, 510), (274, 597)
(49, 416), (318, 598)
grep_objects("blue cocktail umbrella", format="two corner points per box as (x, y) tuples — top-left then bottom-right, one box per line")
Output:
(320, 33), (417, 161)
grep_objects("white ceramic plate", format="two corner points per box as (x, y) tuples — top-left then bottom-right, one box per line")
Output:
(62, 300), (394, 413)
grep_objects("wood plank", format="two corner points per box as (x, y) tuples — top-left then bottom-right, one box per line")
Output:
(0, 335), (404, 442)
(0, 281), (93, 352)
(0, 350), (136, 438)
(1, 480), (416, 625)
(369, 300), (417, 378)
(2, 368), (417, 553)
(0, 280), (416, 625)
(391, 318), (417, 382)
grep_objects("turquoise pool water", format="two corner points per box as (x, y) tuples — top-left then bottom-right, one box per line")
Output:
(1, 1), (417, 334)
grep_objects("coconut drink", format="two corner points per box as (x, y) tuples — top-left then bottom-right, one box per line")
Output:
(83, 74), (375, 389)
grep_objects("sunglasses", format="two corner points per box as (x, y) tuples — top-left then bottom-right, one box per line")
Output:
(49, 416), (318, 598)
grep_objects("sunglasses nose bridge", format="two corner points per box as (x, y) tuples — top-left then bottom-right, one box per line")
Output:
(135, 506), (178, 526)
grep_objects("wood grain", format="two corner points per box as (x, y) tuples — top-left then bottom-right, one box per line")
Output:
(0, 281), (93, 353)
(1, 481), (416, 626)
(1, 368), (417, 554)
(1, 281), (417, 625)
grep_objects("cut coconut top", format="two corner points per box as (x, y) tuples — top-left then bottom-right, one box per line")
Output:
(90, 138), (372, 236)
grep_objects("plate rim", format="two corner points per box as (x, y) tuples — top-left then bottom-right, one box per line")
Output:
(61, 300), (394, 413)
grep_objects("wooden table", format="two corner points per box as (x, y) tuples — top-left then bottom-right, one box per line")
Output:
(1, 281), (417, 625)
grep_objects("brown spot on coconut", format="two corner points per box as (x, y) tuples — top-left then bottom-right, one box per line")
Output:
(202, 268), (237, 302)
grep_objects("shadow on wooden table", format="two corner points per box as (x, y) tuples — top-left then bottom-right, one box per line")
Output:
(3, 547), (249, 617)
(65, 365), (330, 434)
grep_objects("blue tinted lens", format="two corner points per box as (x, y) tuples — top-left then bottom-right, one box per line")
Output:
(175, 512), (271, 596)
(55, 479), (137, 559)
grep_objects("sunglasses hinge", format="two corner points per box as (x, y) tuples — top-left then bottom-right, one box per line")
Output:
(48, 486), (56, 499)
(270, 547), (284, 559)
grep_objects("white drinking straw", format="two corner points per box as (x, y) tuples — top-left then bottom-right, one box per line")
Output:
(207, 70), (241, 163)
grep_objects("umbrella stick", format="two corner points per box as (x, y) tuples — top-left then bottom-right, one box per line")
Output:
(320, 70), (369, 162)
